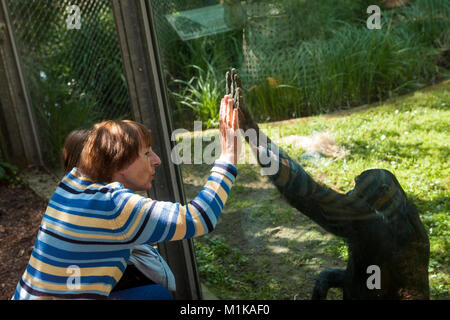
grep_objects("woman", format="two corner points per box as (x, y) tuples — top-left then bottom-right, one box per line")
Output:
(61, 129), (176, 297)
(12, 94), (241, 299)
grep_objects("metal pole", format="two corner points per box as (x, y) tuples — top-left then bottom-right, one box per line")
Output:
(111, 0), (202, 300)
(0, 0), (43, 167)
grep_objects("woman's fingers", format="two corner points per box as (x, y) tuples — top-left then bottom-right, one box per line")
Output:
(220, 94), (239, 133)
(233, 108), (239, 131)
(230, 69), (236, 98)
(218, 91), (242, 165)
(227, 98), (234, 128)
(220, 96), (229, 126)
(220, 97), (225, 124)
(224, 98), (229, 128)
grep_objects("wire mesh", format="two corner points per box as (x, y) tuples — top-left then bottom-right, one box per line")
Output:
(5, 0), (131, 169)
(150, 0), (318, 88)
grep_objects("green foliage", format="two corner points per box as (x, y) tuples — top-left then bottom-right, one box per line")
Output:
(279, 0), (383, 42)
(164, 31), (243, 129)
(6, 0), (61, 51)
(246, 18), (446, 121)
(164, 0), (449, 124)
(29, 72), (99, 167)
(7, 0), (130, 168)
(246, 79), (302, 121)
(171, 64), (223, 129)
(0, 159), (24, 187)
(60, 6), (130, 120)
(392, 0), (450, 47)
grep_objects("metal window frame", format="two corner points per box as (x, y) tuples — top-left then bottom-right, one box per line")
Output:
(111, 0), (202, 300)
(0, 0), (43, 167)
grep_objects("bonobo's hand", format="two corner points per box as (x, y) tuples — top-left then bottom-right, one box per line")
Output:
(226, 69), (258, 132)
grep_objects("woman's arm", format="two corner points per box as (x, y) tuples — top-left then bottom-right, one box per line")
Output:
(112, 95), (242, 245)
(111, 159), (237, 245)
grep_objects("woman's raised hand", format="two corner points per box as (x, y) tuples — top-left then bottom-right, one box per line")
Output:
(218, 95), (242, 165)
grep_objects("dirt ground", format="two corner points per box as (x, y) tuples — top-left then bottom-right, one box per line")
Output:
(0, 183), (47, 300)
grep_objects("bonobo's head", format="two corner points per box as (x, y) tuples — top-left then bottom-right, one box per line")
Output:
(351, 169), (408, 215)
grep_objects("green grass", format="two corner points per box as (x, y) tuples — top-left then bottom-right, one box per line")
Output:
(189, 80), (450, 300)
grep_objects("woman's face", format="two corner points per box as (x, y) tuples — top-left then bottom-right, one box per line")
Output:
(115, 146), (161, 191)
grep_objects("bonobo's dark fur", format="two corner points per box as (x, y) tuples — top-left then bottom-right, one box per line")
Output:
(226, 69), (430, 299)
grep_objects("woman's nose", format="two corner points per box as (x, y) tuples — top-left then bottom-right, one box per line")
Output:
(150, 150), (161, 167)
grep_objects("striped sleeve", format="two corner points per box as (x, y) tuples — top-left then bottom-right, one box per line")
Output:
(111, 159), (238, 245)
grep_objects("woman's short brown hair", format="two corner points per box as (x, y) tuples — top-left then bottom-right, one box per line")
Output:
(78, 120), (153, 183)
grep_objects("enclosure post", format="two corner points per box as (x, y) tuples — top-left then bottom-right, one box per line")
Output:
(0, 0), (43, 167)
(111, 0), (202, 300)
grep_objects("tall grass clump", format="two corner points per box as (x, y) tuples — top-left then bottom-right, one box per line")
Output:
(171, 63), (224, 129)
(281, 0), (381, 41)
(246, 23), (436, 120)
(392, 0), (450, 47)
(244, 0), (449, 121)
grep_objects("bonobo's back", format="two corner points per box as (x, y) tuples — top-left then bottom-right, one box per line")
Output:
(343, 169), (430, 299)
(263, 149), (431, 299)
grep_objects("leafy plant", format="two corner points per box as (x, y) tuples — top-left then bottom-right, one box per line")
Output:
(0, 159), (24, 187)
(171, 63), (224, 129)
(27, 65), (99, 167)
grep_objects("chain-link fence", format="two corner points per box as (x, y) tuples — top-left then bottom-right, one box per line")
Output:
(5, 0), (131, 169)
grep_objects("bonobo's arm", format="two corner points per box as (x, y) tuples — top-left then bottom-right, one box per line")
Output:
(226, 69), (375, 237)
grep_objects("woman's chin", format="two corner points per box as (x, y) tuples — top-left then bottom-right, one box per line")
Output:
(144, 180), (153, 191)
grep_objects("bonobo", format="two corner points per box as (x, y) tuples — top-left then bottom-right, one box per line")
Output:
(226, 69), (430, 300)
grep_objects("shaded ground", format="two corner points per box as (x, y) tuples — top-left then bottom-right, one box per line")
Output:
(0, 183), (46, 299)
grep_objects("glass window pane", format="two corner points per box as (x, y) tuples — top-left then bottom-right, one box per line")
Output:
(148, 0), (348, 300)
(149, 0), (444, 300)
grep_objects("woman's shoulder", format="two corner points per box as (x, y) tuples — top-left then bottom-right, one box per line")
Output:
(55, 168), (130, 202)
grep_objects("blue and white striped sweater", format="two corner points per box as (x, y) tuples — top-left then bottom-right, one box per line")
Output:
(13, 159), (237, 299)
